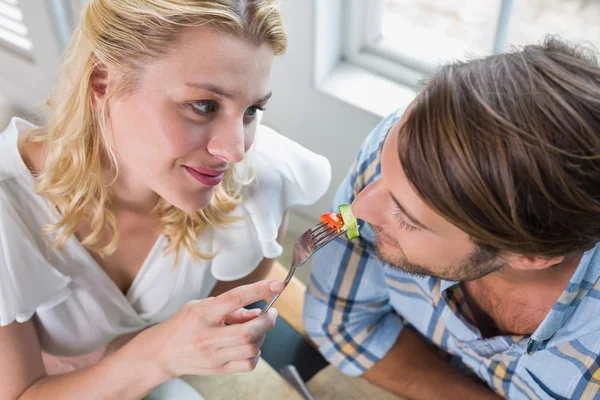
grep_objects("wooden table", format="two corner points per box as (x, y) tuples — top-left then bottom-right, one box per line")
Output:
(184, 360), (406, 400)
(183, 358), (302, 400)
(307, 365), (406, 400)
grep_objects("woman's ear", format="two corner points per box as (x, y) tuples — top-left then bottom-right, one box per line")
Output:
(90, 64), (109, 107)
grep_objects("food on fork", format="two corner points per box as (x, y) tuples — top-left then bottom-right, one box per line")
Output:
(319, 204), (360, 240)
(339, 205), (359, 240)
(320, 212), (344, 231)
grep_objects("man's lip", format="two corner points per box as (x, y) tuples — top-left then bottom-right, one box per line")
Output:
(185, 166), (227, 176)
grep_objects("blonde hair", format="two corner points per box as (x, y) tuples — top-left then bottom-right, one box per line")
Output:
(29, 0), (287, 261)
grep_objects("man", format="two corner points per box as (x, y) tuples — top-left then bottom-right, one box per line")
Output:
(304, 37), (600, 399)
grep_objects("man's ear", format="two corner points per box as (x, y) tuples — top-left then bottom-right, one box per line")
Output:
(505, 254), (565, 271)
(90, 64), (109, 107)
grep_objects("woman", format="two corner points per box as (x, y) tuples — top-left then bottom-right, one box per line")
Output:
(0, 0), (330, 398)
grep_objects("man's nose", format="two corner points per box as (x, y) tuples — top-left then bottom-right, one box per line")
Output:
(352, 179), (388, 226)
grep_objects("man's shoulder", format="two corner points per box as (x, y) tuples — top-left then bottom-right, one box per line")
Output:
(541, 245), (600, 347)
(352, 108), (404, 195)
(565, 243), (600, 310)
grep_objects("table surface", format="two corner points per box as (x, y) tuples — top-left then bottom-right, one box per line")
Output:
(307, 365), (406, 400)
(183, 358), (302, 400)
(184, 359), (407, 400)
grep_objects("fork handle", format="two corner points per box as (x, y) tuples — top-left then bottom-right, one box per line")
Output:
(258, 266), (295, 316)
(258, 293), (281, 316)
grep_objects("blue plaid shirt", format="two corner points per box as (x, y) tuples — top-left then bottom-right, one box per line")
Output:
(304, 109), (600, 399)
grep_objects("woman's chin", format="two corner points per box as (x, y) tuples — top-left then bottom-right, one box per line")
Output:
(161, 191), (214, 212)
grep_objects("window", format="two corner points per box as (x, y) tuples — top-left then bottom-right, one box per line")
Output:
(0, 0), (33, 58)
(345, 0), (600, 87)
(0, 0), (75, 111)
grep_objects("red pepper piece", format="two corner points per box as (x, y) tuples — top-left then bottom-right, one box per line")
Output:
(320, 212), (344, 231)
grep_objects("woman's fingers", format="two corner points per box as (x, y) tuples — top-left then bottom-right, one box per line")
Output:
(215, 336), (266, 364)
(149, 280), (282, 378)
(223, 308), (261, 325)
(207, 280), (284, 322)
(216, 308), (278, 348)
(217, 352), (262, 374)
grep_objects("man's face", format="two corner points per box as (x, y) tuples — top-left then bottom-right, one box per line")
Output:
(352, 109), (504, 281)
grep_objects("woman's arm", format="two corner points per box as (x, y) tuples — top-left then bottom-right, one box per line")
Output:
(1, 279), (283, 400)
(0, 319), (167, 400)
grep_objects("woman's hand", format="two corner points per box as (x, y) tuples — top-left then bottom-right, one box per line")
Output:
(134, 279), (284, 380)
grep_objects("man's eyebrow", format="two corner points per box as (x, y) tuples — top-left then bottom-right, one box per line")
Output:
(389, 192), (432, 231)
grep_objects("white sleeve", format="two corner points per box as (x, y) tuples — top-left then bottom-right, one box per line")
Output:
(0, 202), (71, 326)
(210, 124), (331, 281)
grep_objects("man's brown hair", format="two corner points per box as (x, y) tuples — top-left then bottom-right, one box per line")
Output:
(399, 36), (600, 257)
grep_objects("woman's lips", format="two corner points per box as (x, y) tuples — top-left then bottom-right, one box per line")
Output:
(184, 166), (225, 186)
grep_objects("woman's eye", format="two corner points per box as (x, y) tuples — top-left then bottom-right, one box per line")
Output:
(190, 101), (219, 114)
(245, 106), (265, 119)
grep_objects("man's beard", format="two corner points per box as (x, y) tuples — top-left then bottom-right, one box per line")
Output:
(372, 226), (504, 281)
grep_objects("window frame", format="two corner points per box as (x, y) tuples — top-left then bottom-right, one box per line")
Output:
(0, 0), (75, 112)
(342, 0), (515, 87)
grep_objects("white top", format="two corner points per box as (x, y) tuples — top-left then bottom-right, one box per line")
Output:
(0, 117), (331, 357)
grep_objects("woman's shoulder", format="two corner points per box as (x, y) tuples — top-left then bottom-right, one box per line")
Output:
(0, 119), (51, 270)
(0, 117), (38, 183)
(0, 183), (71, 328)
(219, 125), (331, 261)
(251, 124), (329, 166)
(0, 120), (43, 230)
(0, 123), (71, 327)
(246, 124), (331, 207)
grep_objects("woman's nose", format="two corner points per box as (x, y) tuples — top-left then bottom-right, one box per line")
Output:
(207, 121), (246, 164)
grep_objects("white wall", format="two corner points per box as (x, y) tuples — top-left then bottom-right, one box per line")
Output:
(262, 0), (386, 234)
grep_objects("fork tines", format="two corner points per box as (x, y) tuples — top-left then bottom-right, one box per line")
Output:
(310, 223), (345, 247)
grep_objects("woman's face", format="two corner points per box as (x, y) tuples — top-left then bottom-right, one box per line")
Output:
(96, 26), (274, 211)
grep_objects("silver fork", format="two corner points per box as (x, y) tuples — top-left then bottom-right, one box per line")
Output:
(258, 222), (348, 316)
